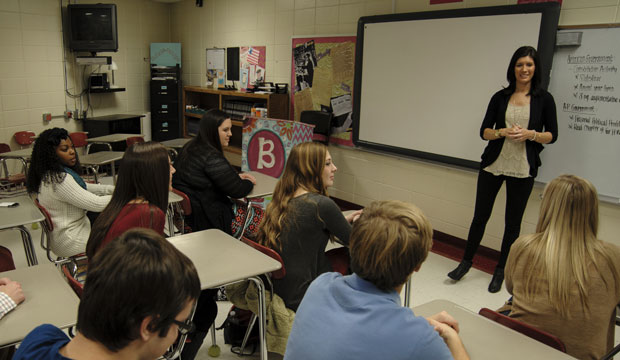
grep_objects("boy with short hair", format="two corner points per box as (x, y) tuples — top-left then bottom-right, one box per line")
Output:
(14, 228), (200, 360)
(285, 200), (469, 360)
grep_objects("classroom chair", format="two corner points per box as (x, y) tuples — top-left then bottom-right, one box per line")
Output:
(125, 136), (145, 148)
(300, 110), (332, 145)
(236, 236), (287, 355)
(170, 188), (192, 235)
(601, 343), (620, 360)
(0, 143), (27, 193)
(478, 308), (566, 353)
(14, 131), (36, 149)
(69, 131), (89, 154)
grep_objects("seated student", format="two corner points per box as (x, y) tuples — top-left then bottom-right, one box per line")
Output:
(87, 142), (213, 360)
(13, 228), (200, 360)
(501, 174), (620, 360)
(26, 128), (114, 258)
(284, 200), (469, 360)
(257, 142), (362, 311)
(0, 277), (25, 320)
(85, 141), (172, 259)
(172, 109), (256, 234)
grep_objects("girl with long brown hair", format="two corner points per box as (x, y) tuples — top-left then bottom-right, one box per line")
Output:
(257, 142), (361, 311)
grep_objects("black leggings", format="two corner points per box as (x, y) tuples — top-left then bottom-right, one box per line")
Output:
(463, 170), (534, 269)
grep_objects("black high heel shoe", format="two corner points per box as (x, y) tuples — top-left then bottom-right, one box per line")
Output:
(447, 260), (472, 281)
(488, 267), (504, 293)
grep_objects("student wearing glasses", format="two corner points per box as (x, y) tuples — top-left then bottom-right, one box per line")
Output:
(13, 228), (200, 360)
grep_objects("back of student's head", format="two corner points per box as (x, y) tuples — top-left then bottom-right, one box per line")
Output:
(537, 174), (598, 239)
(78, 228), (200, 352)
(86, 142), (170, 258)
(350, 200), (433, 292)
(27, 127), (78, 194)
(257, 141), (327, 250)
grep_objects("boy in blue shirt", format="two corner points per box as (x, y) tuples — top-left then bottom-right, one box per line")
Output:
(285, 200), (469, 360)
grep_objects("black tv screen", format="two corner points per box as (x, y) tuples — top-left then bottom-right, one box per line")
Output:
(67, 4), (118, 52)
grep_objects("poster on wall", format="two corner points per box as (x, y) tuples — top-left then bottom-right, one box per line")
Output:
(291, 36), (356, 146)
(240, 46), (266, 90)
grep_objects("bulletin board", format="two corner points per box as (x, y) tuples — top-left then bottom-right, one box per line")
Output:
(291, 36), (356, 146)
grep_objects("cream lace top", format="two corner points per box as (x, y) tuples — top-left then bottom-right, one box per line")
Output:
(484, 103), (531, 178)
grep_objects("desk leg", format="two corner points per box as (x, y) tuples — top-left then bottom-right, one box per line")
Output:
(167, 204), (175, 237)
(404, 277), (411, 307)
(238, 200), (254, 239)
(164, 300), (198, 359)
(111, 160), (117, 185)
(17, 225), (38, 266)
(248, 276), (268, 360)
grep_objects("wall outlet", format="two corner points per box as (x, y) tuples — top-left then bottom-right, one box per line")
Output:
(65, 110), (73, 119)
(42, 113), (52, 122)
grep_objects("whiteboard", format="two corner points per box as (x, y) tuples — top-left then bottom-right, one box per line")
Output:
(353, 4), (561, 169)
(540, 28), (620, 201)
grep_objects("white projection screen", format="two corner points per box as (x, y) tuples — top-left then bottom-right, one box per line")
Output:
(353, 4), (560, 169)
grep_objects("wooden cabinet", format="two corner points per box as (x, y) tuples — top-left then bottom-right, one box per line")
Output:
(182, 87), (289, 162)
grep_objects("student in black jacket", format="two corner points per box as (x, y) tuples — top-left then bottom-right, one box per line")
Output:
(447, 46), (558, 293)
(173, 109), (255, 234)
(172, 109), (256, 359)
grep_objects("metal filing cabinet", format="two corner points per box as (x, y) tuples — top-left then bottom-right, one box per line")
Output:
(150, 65), (182, 141)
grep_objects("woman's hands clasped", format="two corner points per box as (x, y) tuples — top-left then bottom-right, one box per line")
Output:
(504, 125), (535, 143)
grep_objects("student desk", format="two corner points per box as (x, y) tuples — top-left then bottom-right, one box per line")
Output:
(79, 151), (124, 184)
(168, 229), (281, 360)
(85, 133), (142, 153)
(0, 195), (45, 266)
(413, 299), (576, 360)
(161, 137), (191, 158)
(0, 148), (32, 178)
(166, 190), (183, 236)
(235, 171), (278, 238)
(0, 263), (79, 347)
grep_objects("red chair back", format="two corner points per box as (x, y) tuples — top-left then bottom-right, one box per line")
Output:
(126, 136), (145, 148)
(171, 188), (192, 216)
(61, 263), (84, 298)
(0, 143), (11, 153)
(34, 199), (54, 232)
(478, 308), (566, 352)
(14, 131), (35, 146)
(240, 236), (286, 279)
(69, 132), (88, 148)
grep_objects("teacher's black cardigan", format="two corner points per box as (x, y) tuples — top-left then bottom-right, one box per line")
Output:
(479, 89), (558, 177)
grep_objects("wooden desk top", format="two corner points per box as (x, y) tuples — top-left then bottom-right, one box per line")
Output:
(87, 134), (143, 143)
(245, 171), (278, 199)
(79, 151), (124, 165)
(0, 195), (44, 229)
(413, 299), (576, 360)
(0, 264), (79, 346)
(161, 138), (191, 149)
(168, 229), (281, 290)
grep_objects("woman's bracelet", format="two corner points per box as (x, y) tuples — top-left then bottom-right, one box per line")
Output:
(530, 131), (537, 142)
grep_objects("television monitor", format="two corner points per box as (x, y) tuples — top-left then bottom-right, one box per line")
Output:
(67, 4), (118, 53)
(227, 47), (240, 81)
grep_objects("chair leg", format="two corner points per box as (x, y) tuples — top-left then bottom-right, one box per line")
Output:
(239, 313), (258, 354)
(207, 323), (220, 357)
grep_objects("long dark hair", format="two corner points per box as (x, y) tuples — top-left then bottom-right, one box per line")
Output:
(27, 127), (81, 194)
(504, 45), (542, 96)
(86, 142), (170, 259)
(178, 108), (228, 160)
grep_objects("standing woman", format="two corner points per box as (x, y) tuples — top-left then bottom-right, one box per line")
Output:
(501, 175), (620, 359)
(448, 46), (558, 292)
(257, 142), (361, 311)
(173, 109), (255, 234)
(85, 141), (171, 259)
(27, 128), (113, 258)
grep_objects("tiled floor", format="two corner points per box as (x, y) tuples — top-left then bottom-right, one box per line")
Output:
(3, 216), (618, 360)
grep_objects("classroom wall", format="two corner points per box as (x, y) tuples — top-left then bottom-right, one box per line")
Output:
(169, 0), (620, 250)
(0, 0), (171, 150)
